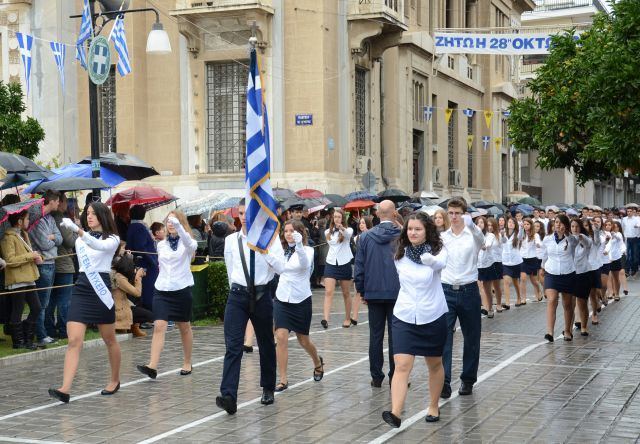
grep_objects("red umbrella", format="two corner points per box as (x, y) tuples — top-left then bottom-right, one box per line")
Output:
(295, 188), (323, 199)
(344, 199), (375, 211)
(106, 185), (177, 215)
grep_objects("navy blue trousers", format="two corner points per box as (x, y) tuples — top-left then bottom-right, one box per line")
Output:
(367, 301), (395, 382)
(442, 283), (481, 386)
(219, 285), (276, 401)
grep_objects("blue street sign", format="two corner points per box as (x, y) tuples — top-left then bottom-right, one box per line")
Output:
(295, 114), (313, 126)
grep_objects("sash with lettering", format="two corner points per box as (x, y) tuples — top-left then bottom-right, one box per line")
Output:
(76, 238), (114, 309)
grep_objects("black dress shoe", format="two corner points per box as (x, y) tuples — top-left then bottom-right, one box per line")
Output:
(440, 383), (452, 399)
(180, 368), (192, 376)
(137, 364), (157, 379)
(382, 411), (401, 428)
(101, 382), (120, 396)
(544, 334), (554, 343)
(371, 378), (383, 388)
(215, 395), (237, 415)
(320, 319), (328, 329)
(458, 382), (473, 396)
(48, 388), (70, 404)
(260, 389), (275, 405)
(243, 345), (254, 353)
(425, 409), (440, 423)
(502, 304), (510, 310)
(481, 309), (488, 315)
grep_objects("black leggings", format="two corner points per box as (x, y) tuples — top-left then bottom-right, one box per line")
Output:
(10, 286), (41, 324)
(132, 306), (154, 324)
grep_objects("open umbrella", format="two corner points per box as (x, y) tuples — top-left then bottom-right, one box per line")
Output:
(324, 194), (348, 207)
(344, 199), (375, 211)
(273, 187), (296, 202)
(1, 171), (52, 191)
(345, 190), (377, 202)
(511, 203), (534, 216)
(29, 177), (110, 193)
(106, 186), (177, 216)
(211, 196), (242, 212)
(24, 163), (126, 194)
(0, 198), (44, 237)
(179, 192), (229, 217)
(484, 206), (504, 217)
(78, 153), (159, 181)
(419, 205), (443, 216)
(471, 200), (495, 208)
(0, 152), (50, 175)
(377, 188), (410, 203)
(295, 188), (324, 199)
(518, 196), (541, 206)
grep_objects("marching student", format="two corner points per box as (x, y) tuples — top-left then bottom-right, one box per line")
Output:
(475, 216), (497, 318)
(520, 218), (543, 302)
(216, 199), (283, 415)
(137, 211), (198, 380)
(534, 220), (547, 288)
(261, 220), (324, 392)
(486, 218), (505, 312)
(321, 208), (354, 329)
(541, 215), (577, 343)
(593, 217), (611, 306)
(570, 218), (593, 336)
(381, 212), (448, 428)
(49, 203), (121, 403)
(441, 198), (484, 398)
(500, 216), (525, 307)
(583, 218), (602, 325)
(606, 220), (625, 301)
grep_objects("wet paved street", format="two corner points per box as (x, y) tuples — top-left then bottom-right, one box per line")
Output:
(1, 279), (640, 443)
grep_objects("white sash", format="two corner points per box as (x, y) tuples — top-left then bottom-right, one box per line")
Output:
(76, 240), (113, 309)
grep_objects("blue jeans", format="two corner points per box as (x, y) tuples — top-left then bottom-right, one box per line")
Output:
(625, 238), (639, 274)
(35, 263), (56, 341)
(442, 283), (482, 386)
(45, 273), (74, 338)
(367, 301), (395, 382)
(219, 284), (276, 401)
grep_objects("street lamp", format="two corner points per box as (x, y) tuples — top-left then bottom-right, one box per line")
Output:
(72, 0), (172, 201)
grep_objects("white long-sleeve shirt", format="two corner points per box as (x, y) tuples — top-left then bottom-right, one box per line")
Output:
(324, 227), (353, 266)
(541, 234), (578, 275)
(573, 234), (593, 274)
(489, 231), (503, 264)
(520, 233), (542, 259)
(393, 248), (449, 325)
(441, 223), (484, 285)
(599, 230), (612, 265)
(264, 244), (314, 304)
(621, 216), (640, 238)
(604, 232), (624, 261)
(477, 233), (497, 269)
(501, 230), (524, 266)
(224, 231), (284, 287)
(587, 230), (602, 271)
(76, 232), (120, 273)
(154, 221), (198, 292)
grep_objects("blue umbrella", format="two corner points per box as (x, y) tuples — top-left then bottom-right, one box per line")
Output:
(345, 190), (377, 202)
(23, 163), (126, 194)
(511, 203), (534, 216)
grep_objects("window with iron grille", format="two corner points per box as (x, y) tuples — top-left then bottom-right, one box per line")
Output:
(355, 66), (368, 157)
(98, 66), (117, 153)
(447, 102), (457, 175)
(467, 115), (473, 188)
(206, 61), (249, 173)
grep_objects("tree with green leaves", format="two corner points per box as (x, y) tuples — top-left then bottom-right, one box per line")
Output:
(0, 81), (45, 159)
(509, 0), (640, 185)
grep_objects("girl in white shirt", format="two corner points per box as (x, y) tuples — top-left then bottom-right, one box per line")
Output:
(500, 216), (524, 307)
(605, 220), (625, 301)
(137, 210), (198, 380)
(570, 218), (593, 336)
(541, 215), (578, 342)
(49, 203), (121, 404)
(382, 212), (448, 428)
(593, 217), (612, 305)
(322, 209), (354, 329)
(486, 218), (505, 312)
(475, 217), (498, 318)
(264, 220), (324, 392)
(520, 218), (543, 302)
(533, 220), (547, 289)
(582, 218), (602, 325)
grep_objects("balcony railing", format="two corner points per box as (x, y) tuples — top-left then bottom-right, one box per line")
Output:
(531, 0), (605, 13)
(348, 0), (406, 28)
(174, 0), (273, 11)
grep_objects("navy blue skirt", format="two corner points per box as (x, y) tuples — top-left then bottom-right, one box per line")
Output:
(274, 297), (312, 335)
(478, 262), (501, 282)
(610, 258), (623, 272)
(600, 263), (611, 275)
(521, 257), (541, 275)
(544, 272), (576, 294)
(324, 263), (353, 281)
(592, 269), (602, 289)
(503, 264), (521, 279)
(67, 273), (115, 325)
(391, 314), (447, 357)
(153, 286), (193, 322)
(573, 271), (592, 299)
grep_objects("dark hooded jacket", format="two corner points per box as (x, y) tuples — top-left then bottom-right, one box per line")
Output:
(354, 221), (401, 301)
(208, 221), (230, 261)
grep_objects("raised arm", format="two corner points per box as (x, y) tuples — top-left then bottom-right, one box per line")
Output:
(420, 246), (448, 272)
(80, 232), (120, 252)
(168, 216), (198, 253)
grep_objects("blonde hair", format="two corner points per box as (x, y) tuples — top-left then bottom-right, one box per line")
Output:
(433, 208), (450, 232)
(166, 210), (194, 238)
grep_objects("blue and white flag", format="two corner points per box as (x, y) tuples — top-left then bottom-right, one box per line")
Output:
(109, 15), (131, 76)
(50, 41), (66, 92)
(482, 136), (491, 151)
(463, 108), (475, 118)
(15, 32), (34, 96)
(502, 110), (511, 118)
(245, 48), (279, 252)
(76, 0), (93, 69)
(423, 106), (433, 121)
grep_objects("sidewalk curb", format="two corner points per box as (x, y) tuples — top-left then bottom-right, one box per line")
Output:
(0, 333), (132, 368)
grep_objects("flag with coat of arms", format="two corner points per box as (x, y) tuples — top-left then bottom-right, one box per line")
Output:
(244, 48), (279, 252)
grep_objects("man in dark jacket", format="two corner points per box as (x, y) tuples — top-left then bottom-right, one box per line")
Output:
(354, 200), (401, 387)
(126, 205), (159, 310)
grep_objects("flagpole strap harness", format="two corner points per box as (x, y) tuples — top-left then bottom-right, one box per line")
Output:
(76, 238), (114, 310)
(237, 235), (265, 314)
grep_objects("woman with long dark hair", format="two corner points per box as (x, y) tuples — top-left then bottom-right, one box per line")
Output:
(49, 202), (121, 403)
(520, 218), (543, 302)
(137, 210), (198, 379)
(606, 220), (625, 302)
(262, 219), (324, 391)
(570, 218), (593, 336)
(583, 218), (602, 325)
(541, 215), (577, 342)
(500, 216), (524, 307)
(382, 213), (448, 428)
(485, 217), (505, 311)
(321, 208), (354, 329)
(475, 216), (497, 318)
(593, 216), (611, 306)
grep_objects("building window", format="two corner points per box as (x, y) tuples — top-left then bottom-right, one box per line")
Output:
(355, 66), (368, 157)
(467, 115), (473, 188)
(97, 66), (117, 153)
(206, 61), (249, 173)
(413, 76), (425, 123)
(445, 0), (454, 28)
(447, 101), (457, 177)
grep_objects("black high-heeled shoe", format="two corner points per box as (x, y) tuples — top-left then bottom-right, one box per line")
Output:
(320, 320), (328, 329)
(544, 334), (554, 343)
(137, 364), (157, 379)
(101, 382), (120, 396)
(425, 409), (440, 423)
(313, 356), (324, 382)
(382, 411), (401, 428)
(48, 388), (70, 403)
(350, 318), (358, 326)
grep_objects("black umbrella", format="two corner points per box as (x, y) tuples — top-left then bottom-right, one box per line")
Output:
(273, 187), (296, 202)
(471, 200), (495, 209)
(1, 171), (52, 190)
(324, 194), (348, 207)
(0, 152), (50, 174)
(377, 188), (410, 203)
(78, 153), (159, 181)
(438, 198), (478, 213)
(30, 177), (110, 193)
(485, 206), (504, 217)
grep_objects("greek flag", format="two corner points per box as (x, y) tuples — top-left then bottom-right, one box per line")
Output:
(109, 15), (131, 76)
(75, 0), (92, 69)
(463, 108), (475, 118)
(502, 110), (511, 118)
(15, 32), (33, 96)
(245, 48), (279, 252)
(50, 41), (66, 92)
(482, 136), (491, 151)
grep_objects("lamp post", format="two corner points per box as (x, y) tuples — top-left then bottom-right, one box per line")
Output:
(72, 0), (172, 201)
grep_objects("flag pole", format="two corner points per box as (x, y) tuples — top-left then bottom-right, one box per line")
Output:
(248, 23), (257, 314)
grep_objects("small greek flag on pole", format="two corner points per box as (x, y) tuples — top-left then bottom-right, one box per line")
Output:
(50, 41), (66, 92)
(15, 32), (34, 96)
(245, 48), (279, 252)
(109, 15), (131, 76)
(76, 0), (92, 70)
